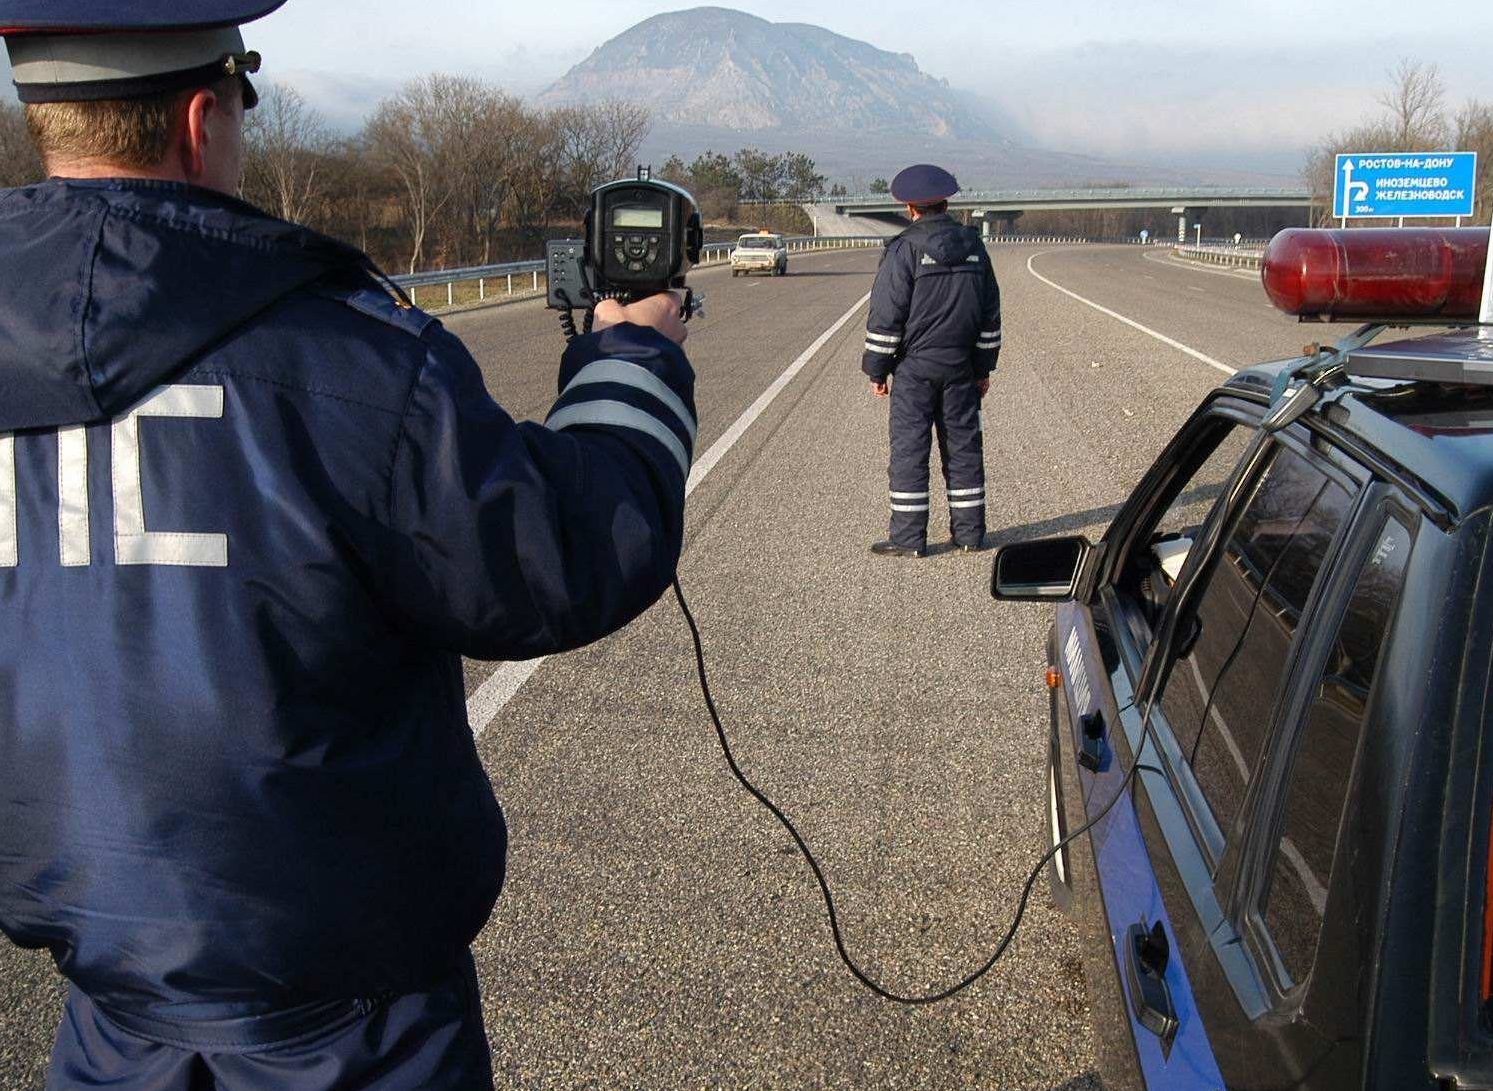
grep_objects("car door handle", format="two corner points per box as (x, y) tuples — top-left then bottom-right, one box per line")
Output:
(1078, 709), (1106, 771)
(1123, 921), (1179, 1044)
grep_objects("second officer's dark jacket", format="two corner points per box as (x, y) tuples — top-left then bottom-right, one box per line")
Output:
(0, 179), (695, 1026)
(861, 213), (1001, 381)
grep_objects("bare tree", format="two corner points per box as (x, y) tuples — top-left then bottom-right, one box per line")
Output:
(0, 101), (42, 188)
(428, 78), (533, 265)
(242, 84), (332, 224)
(550, 101), (651, 217)
(1303, 59), (1455, 224)
(1379, 59), (1448, 149)
(505, 112), (564, 248)
(364, 78), (457, 273)
(1456, 99), (1493, 224)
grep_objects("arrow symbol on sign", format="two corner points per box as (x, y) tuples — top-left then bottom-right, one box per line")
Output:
(1341, 159), (1370, 217)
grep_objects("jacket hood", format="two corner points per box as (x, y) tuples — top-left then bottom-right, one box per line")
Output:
(0, 178), (369, 432)
(909, 213), (981, 266)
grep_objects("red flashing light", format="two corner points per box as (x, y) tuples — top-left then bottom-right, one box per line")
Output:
(1262, 228), (1489, 320)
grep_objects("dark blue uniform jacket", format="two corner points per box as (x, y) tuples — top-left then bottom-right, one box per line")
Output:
(0, 179), (695, 1026)
(860, 213), (1001, 381)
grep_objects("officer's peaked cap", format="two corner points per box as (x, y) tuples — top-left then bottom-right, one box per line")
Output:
(1, 1), (288, 108)
(891, 164), (960, 206)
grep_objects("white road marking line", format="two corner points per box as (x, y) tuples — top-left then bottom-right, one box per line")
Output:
(1027, 250), (1236, 377)
(467, 290), (874, 737)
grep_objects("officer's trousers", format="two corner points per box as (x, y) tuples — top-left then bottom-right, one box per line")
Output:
(887, 366), (986, 550)
(45, 954), (493, 1090)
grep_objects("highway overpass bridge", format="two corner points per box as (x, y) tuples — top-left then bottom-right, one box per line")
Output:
(822, 186), (1316, 240)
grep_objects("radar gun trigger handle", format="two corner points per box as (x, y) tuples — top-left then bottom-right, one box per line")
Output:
(546, 167), (706, 338)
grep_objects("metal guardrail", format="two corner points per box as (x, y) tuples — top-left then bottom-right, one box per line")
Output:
(1172, 244), (1265, 270)
(394, 260), (546, 308)
(390, 236), (888, 309)
(985, 234), (1162, 245)
(832, 185), (1313, 207)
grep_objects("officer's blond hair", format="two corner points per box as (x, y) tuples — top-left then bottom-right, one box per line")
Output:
(26, 91), (181, 171)
(25, 78), (238, 172)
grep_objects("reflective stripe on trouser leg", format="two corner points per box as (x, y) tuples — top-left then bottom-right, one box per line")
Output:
(888, 369), (936, 550)
(939, 374), (987, 547)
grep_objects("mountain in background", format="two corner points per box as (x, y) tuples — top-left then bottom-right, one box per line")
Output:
(538, 7), (1279, 187)
(539, 7), (1001, 143)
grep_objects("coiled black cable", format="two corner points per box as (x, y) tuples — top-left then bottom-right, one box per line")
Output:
(672, 576), (1165, 1005)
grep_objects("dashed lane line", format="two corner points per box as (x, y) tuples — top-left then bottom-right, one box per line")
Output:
(1026, 249), (1236, 377)
(465, 290), (874, 737)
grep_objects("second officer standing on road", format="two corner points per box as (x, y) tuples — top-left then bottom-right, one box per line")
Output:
(863, 164), (1001, 557)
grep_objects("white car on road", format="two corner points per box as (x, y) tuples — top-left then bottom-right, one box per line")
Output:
(731, 234), (788, 277)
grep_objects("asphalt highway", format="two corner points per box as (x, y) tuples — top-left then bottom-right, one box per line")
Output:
(0, 243), (1346, 1089)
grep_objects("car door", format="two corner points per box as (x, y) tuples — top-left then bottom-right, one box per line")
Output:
(1081, 409), (1417, 1088)
(1050, 395), (1261, 1089)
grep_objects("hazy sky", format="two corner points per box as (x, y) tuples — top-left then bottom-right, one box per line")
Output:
(8, 2), (1493, 176)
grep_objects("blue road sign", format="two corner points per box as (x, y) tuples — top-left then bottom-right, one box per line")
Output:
(1334, 152), (1478, 219)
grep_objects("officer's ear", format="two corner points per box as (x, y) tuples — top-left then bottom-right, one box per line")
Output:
(178, 87), (218, 181)
(178, 78), (243, 193)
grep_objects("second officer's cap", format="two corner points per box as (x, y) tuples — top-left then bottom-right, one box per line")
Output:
(890, 164), (960, 206)
(1, 1), (288, 109)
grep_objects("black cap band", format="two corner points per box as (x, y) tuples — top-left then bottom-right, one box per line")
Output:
(16, 59), (230, 103)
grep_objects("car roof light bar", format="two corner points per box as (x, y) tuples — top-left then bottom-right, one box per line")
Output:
(1262, 227), (1490, 324)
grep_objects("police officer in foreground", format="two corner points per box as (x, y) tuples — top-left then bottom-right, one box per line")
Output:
(0, 4), (696, 1087)
(863, 164), (1002, 557)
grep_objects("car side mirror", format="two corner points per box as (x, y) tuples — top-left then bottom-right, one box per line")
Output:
(990, 536), (1092, 601)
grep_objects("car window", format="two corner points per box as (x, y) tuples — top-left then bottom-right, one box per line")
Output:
(1113, 417), (1252, 650)
(1152, 425), (1253, 547)
(1262, 516), (1411, 988)
(1159, 445), (1352, 848)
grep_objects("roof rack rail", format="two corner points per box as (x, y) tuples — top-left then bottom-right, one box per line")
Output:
(1345, 330), (1493, 387)
(1269, 323), (1493, 407)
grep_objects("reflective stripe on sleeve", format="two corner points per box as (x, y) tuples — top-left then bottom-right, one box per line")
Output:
(864, 343), (898, 355)
(560, 358), (698, 444)
(865, 331), (902, 344)
(547, 400), (691, 476)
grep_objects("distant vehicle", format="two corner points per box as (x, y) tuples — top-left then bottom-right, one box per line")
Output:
(992, 227), (1493, 1089)
(731, 233), (787, 277)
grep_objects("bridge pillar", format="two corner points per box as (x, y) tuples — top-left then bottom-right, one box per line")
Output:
(979, 211), (1021, 238)
(1172, 206), (1203, 243)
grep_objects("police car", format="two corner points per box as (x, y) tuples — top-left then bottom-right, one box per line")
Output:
(992, 226), (1493, 1089)
(730, 232), (788, 277)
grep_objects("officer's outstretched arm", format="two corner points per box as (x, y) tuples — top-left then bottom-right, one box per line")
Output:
(974, 255), (1002, 377)
(377, 323), (695, 661)
(862, 242), (914, 381)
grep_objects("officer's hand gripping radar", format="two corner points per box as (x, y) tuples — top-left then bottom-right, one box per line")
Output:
(546, 168), (705, 340)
